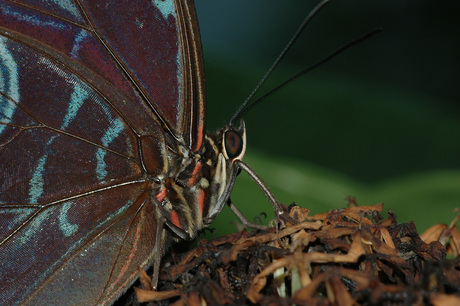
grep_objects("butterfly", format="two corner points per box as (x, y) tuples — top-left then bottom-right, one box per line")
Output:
(0, 0), (288, 304)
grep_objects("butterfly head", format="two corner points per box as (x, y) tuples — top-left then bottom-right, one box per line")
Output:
(200, 120), (246, 225)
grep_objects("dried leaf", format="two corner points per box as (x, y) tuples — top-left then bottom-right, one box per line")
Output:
(420, 223), (448, 243)
(132, 202), (458, 305)
(134, 287), (180, 303)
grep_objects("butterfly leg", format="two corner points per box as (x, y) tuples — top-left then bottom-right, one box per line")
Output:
(227, 198), (268, 230)
(151, 217), (165, 289)
(234, 160), (296, 225)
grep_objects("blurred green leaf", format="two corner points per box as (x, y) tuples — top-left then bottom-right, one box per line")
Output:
(210, 151), (460, 236)
(196, 1), (460, 240)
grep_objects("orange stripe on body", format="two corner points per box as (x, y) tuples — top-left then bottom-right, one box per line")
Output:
(171, 210), (181, 228)
(188, 161), (202, 186)
(197, 189), (205, 216)
(156, 187), (167, 202)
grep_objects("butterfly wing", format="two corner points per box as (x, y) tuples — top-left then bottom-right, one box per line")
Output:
(0, 0), (204, 304)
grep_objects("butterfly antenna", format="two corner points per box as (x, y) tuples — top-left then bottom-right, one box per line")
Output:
(229, 0), (330, 126)
(233, 28), (382, 120)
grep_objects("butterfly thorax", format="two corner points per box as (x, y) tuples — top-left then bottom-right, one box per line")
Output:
(151, 123), (246, 241)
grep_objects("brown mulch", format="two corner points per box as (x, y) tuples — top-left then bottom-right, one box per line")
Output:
(134, 203), (460, 305)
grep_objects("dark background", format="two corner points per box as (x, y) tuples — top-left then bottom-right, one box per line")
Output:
(194, 0), (460, 232)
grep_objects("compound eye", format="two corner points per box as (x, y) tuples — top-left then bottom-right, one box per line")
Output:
(224, 130), (243, 159)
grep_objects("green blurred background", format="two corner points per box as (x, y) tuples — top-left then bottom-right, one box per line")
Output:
(193, 0), (460, 234)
